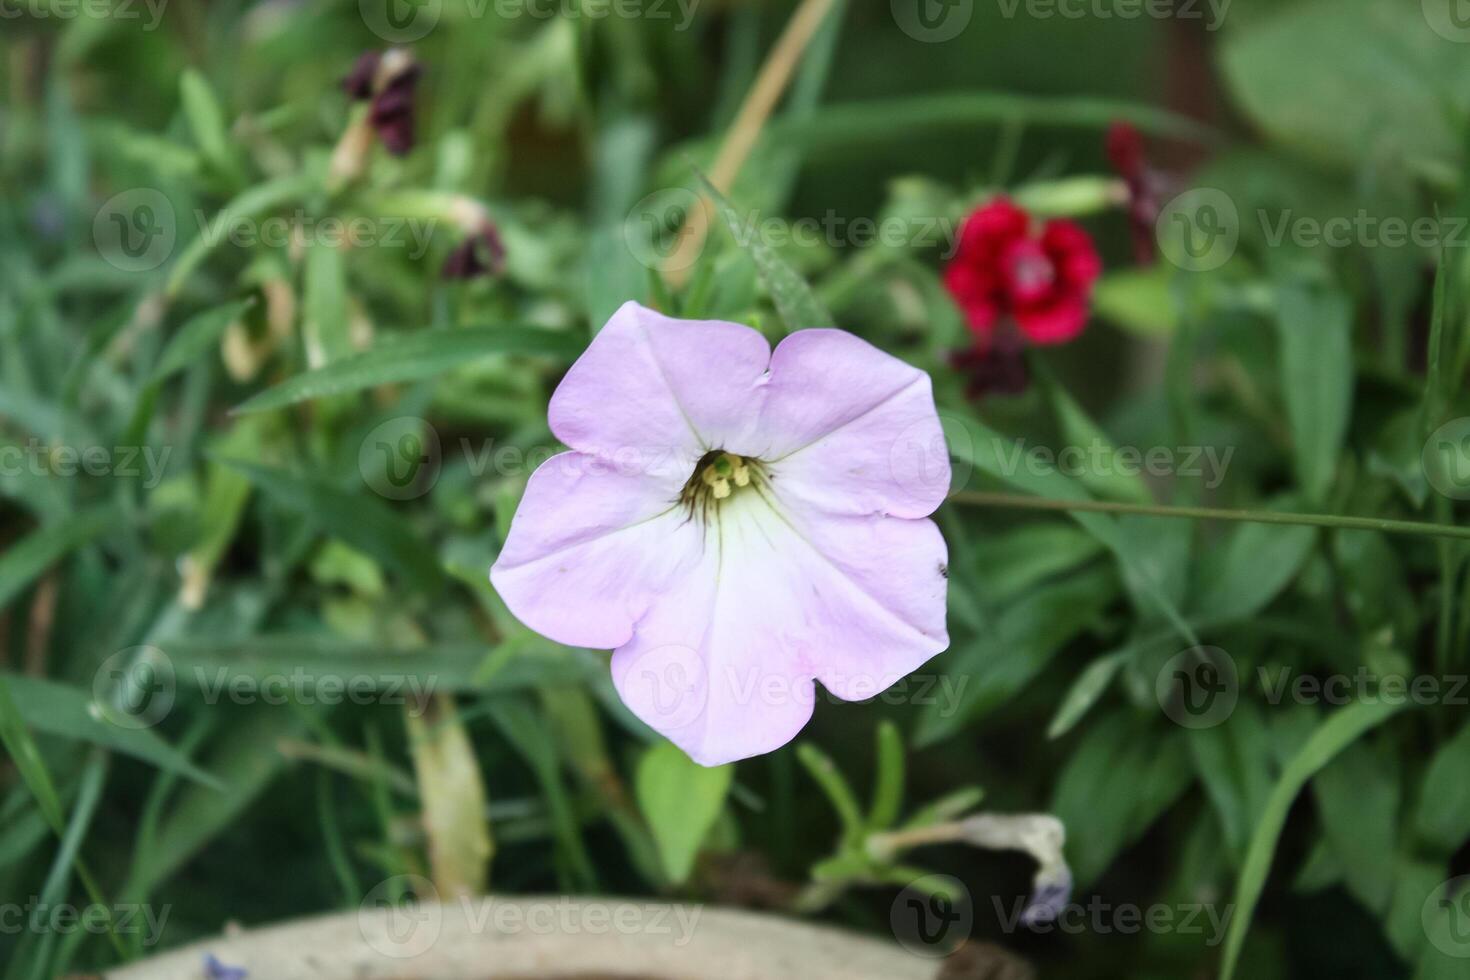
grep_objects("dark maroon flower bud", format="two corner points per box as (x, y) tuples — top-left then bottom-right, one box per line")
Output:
(1106, 121), (1161, 265)
(1106, 122), (1146, 184)
(342, 50), (382, 101)
(368, 65), (421, 157)
(342, 49), (421, 158)
(442, 222), (506, 281)
(949, 343), (1030, 401)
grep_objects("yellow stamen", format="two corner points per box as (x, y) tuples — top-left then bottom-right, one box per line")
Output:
(683, 451), (761, 517)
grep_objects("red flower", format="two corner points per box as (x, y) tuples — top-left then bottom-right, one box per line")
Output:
(943, 198), (1101, 348)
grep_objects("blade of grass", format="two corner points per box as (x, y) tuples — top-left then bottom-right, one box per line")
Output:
(487, 699), (598, 892)
(1220, 699), (1408, 980)
(212, 458), (445, 595)
(867, 721), (905, 831)
(796, 742), (864, 845)
(150, 298), (254, 383)
(0, 506), (117, 611)
(697, 171), (832, 332)
(1, 675), (219, 788)
(762, 93), (1217, 154)
(231, 326), (581, 414)
(0, 679), (126, 962)
(120, 709), (307, 903)
(10, 751), (114, 979)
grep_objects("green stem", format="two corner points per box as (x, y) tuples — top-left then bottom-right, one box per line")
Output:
(949, 491), (1470, 542)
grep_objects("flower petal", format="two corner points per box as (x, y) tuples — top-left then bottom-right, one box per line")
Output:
(1015, 299), (1090, 345)
(749, 329), (951, 519)
(611, 487), (947, 766)
(773, 492), (949, 700)
(489, 452), (699, 649)
(548, 301), (772, 469)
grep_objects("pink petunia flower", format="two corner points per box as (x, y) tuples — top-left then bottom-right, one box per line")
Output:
(490, 302), (951, 766)
(943, 198), (1102, 349)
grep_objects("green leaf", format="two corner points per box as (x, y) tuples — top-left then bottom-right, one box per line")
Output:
(1187, 701), (1276, 861)
(214, 458), (445, 594)
(586, 113), (657, 327)
(488, 699), (598, 891)
(165, 174), (319, 298)
(1046, 651), (1126, 740)
(1219, 0), (1470, 184)
(232, 326), (580, 414)
(796, 742), (864, 841)
(952, 415), (1200, 650)
(0, 675), (219, 788)
(1191, 515), (1316, 623)
(1220, 699), (1408, 980)
(0, 506), (117, 611)
(1387, 857), (1452, 961)
(151, 298), (254, 383)
(303, 243), (351, 364)
(1275, 285), (1353, 503)
(0, 675), (67, 830)
(697, 172), (832, 333)
(915, 566), (1115, 746)
(1414, 719), (1470, 853)
(1042, 370), (1152, 505)
(121, 709), (305, 901)
(179, 70), (236, 179)
(900, 785), (985, 830)
(1420, 249), (1455, 435)
(635, 740), (733, 885)
(1093, 267), (1180, 337)
(1417, 880), (1470, 978)
(867, 720), (905, 831)
(968, 523), (1105, 606)
(1050, 711), (1193, 886)
(1313, 740), (1399, 915)
(158, 634), (584, 693)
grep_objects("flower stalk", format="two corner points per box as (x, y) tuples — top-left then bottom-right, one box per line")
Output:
(949, 491), (1470, 542)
